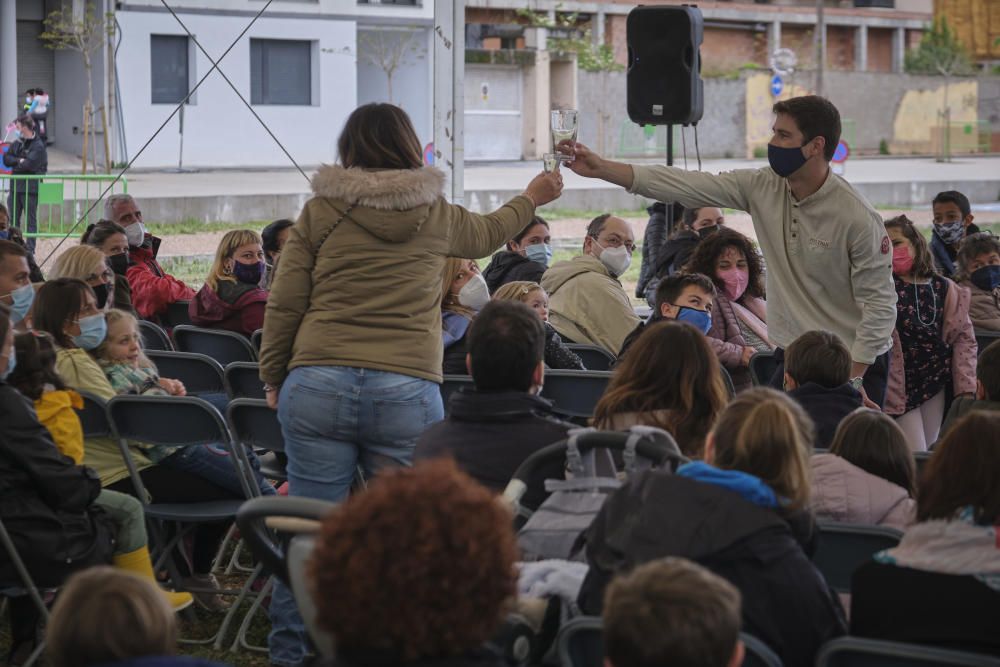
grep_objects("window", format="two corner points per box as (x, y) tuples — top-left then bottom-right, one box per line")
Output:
(250, 39), (313, 105)
(151, 35), (190, 104)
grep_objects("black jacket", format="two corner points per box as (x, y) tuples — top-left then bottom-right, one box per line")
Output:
(851, 561), (1000, 656)
(617, 311), (663, 361)
(0, 383), (115, 587)
(414, 390), (572, 509)
(788, 382), (864, 449)
(482, 251), (546, 293)
(577, 471), (845, 666)
(654, 230), (700, 279)
(637, 202), (669, 297)
(3, 133), (48, 176)
(931, 224), (980, 278)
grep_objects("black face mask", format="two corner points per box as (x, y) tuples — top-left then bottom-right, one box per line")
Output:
(92, 283), (111, 309)
(698, 225), (719, 239)
(108, 252), (129, 276)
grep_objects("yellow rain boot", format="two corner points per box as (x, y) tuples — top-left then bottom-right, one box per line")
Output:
(113, 547), (195, 612)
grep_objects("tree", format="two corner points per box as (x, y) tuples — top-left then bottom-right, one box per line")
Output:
(40, 4), (114, 173)
(905, 17), (974, 162)
(518, 9), (624, 154)
(358, 29), (426, 103)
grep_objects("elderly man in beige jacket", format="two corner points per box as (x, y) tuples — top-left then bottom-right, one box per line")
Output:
(542, 213), (640, 355)
(560, 95), (897, 408)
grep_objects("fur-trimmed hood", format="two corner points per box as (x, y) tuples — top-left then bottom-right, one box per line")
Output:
(309, 165), (446, 243)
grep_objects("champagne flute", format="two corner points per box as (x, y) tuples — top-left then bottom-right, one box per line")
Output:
(551, 109), (579, 162)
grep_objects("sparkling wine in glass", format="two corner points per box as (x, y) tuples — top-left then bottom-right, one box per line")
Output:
(542, 153), (559, 173)
(551, 110), (579, 161)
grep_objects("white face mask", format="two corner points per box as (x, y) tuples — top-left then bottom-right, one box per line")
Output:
(125, 222), (146, 247)
(593, 239), (632, 277)
(457, 273), (490, 311)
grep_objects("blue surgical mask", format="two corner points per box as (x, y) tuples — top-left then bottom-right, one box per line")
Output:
(675, 305), (712, 334)
(0, 230), (8, 240)
(0, 347), (15, 381)
(12, 130), (21, 140)
(72, 313), (108, 350)
(970, 265), (1000, 292)
(5, 283), (34, 323)
(525, 243), (553, 268)
(767, 143), (808, 178)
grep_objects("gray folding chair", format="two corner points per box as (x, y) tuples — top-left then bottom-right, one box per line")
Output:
(228, 397), (286, 484)
(564, 344), (616, 371)
(163, 300), (194, 328)
(146, 350), (226, 397)
(138, 320), (173, 351)
(236, 496), (338, 657)
(556, 616), (782, 667)
(812, 522), (903, 594)
(748, 351), (778, 387)
(251, 329), (263, 355)
(106, 394), (259, 648)
(0, 517), (51, 667)
(539, 370), (612, 420)
(816, 637), (1000, 666)
(720, 365), (737, 397)
(225, 362), (265, 400)
(173, 325), (257, 366)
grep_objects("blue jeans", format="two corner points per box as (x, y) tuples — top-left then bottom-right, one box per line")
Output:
(268, 365), (444, 667)
(160, 443), (277, 498)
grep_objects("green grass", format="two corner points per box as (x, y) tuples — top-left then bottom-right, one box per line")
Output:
(159, 255), (213, 291)
(537, 207), (648, 220)
(145, 220), (272, 236)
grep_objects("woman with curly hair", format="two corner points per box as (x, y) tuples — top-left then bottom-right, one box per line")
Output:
(683, 227), (771, 391)
(592, 320), (728, 457)
(309, 459), (518, 667)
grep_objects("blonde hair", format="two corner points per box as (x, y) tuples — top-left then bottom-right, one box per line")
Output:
(440, 257), (479, 319)
(206, 229), (263, 291)
(710, 387), (813, 509)
(49, 244), (107, 282)
(492, 281), (544, 304)
(46, 566), (177, 667)
(95, 308), (153, 369)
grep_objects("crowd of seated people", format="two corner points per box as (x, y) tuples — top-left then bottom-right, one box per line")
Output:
(4, 96), (1000, 667)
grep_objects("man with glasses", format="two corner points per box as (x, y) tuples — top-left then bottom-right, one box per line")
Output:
(104, 194), (193, 320)
(541, 213), (640, 355)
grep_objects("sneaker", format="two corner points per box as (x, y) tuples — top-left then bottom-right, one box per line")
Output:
(180, 573), (231, 612)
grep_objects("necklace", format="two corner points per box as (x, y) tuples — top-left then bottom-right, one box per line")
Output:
(913, 280), (938, 327)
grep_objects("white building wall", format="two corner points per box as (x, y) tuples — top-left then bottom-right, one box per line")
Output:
(356, 27), (433, 149)
(115, 9), (357, 168)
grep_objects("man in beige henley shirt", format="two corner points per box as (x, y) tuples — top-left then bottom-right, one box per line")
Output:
(561, 95), (897, 407)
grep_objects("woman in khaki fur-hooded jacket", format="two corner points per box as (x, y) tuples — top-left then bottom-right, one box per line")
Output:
(259, 104), (561, 665)
(259, 103), (562, 496)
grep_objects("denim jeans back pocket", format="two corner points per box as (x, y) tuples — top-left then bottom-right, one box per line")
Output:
(285, 382), (344, 439)
(371, 395), (432, 446)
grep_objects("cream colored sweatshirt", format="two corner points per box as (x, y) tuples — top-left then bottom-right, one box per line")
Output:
(630, 165), (896, 364)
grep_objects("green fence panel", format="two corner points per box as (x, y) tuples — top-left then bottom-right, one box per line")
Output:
(0, 174), (128, 240)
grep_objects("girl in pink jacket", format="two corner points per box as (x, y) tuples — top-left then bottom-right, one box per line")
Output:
(884, 216), (977, 451)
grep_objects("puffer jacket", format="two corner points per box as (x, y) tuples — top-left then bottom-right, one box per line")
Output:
(959, 279), (1000, 332)
(885, 277), (977, 416)
(541, 255), (640, 355)
(636, 201), (668, 297)
(260, 166), (536, 386)
(189, 280), (268, 337)
(707, 293), (768, 392)
(810, 453), (915, 531)
(482, 250), (545, 293)
(126, 235), (196, 319)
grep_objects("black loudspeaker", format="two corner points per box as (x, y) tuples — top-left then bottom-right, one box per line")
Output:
(626, 5), (704, 126)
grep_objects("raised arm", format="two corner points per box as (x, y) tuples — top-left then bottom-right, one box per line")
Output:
(562, 141), (752, 212)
